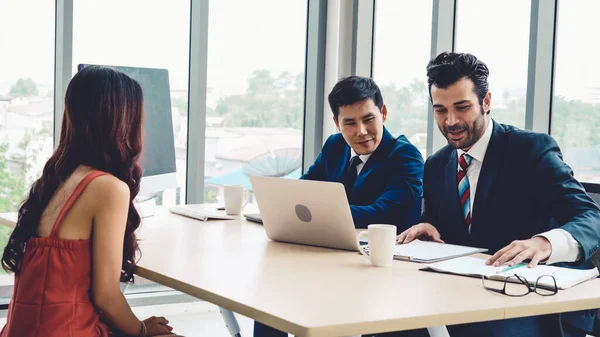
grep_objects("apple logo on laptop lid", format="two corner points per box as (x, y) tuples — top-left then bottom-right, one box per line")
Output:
(295, 204), (312, 222)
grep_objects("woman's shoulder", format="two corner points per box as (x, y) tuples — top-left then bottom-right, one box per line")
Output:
(86, 172), (130, 205)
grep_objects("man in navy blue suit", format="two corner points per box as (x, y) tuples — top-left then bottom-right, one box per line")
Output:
(254, 76), (424, 337)
(391, 52), (600, 337)
(301, 76), (424, 230)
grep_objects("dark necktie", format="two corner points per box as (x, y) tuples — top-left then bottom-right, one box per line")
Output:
(343, 156), (363, 200)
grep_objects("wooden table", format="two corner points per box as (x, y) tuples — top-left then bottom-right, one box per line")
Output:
(132, 206), (600, 337)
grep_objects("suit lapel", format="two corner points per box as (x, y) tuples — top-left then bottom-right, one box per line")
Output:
(444, 148), (464, 225)
(336, 144), (352, 183)
(471, 121), (503, 226)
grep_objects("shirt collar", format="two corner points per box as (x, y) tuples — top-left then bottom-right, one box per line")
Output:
(457, 118), (493, 163)
(350, 148), (372, 165)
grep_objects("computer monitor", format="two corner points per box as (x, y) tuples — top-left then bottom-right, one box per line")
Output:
(77, 64), (178, 196)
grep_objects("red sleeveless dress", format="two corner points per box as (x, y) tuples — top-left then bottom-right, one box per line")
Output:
(1, 171), (112, 337)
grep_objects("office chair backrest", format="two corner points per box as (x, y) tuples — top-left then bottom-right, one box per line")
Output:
(583, 183), (600, 205)
(582, 183), (600, 272)
(583, 183), (600, 337)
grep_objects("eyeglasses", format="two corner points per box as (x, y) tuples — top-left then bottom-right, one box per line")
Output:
(481, 274), (558, 297)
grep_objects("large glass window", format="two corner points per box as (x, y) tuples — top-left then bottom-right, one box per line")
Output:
(552, 1), (600, 183)
(455, 0), (531, 129)
(0, 1), (55, 284)
(72, 0), (191, 206)
(204, 0), (308, 204)
(372, 0), (432, 158)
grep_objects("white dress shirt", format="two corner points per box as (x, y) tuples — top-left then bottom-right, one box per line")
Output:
(350, 148), (371, 175)
(457, 119), (582, 264)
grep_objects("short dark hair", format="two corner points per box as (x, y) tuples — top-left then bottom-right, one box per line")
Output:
(328, 76), (384, 119)
(426, 52), (490, 113)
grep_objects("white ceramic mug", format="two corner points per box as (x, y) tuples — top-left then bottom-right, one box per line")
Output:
(357, 224), (396, 267)
(223, 185), (250, 215)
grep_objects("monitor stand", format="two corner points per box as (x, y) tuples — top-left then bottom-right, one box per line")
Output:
(135, 197), (157, 218)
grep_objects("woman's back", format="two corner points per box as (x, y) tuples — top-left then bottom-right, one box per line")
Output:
(1, 168), (111, 337)
(1, 66), (177, 337)
(38, 166), (97, 239)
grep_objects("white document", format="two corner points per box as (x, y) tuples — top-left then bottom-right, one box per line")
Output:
(364, 239), (487, 263)
(424, 256), (600, 290)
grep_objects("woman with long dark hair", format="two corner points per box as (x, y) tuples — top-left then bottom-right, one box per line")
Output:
(1, 66), (179, 337)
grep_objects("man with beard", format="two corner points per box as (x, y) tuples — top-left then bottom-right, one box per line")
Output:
(390, 52), (600, 337)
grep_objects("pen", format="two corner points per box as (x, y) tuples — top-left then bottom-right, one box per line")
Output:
(496, 262), (527, 274)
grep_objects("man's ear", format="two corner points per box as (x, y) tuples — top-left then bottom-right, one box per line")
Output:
(381, 104), (388, 123)
(333, 116), (341, 131)
(483, 92), (492, 114)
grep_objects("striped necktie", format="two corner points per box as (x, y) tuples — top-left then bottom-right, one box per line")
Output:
(457, 153), (473, 226)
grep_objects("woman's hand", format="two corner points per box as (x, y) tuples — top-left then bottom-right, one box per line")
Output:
(143, 316), (174, 336)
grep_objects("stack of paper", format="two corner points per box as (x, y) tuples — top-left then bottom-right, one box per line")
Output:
(377, 240), (488, 263)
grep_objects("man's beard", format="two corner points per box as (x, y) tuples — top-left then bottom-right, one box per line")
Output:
(440, 109), (486, 150)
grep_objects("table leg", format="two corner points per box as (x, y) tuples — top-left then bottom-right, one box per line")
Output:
(427, 326), (450, 337)
(219, 306), (242, 337)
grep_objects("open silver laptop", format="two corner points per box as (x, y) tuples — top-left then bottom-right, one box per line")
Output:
(250, 176), (360, 251)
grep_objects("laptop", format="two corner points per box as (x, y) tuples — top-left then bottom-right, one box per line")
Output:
(250, 176), (359, 251)
(243, 213), (263, 224)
